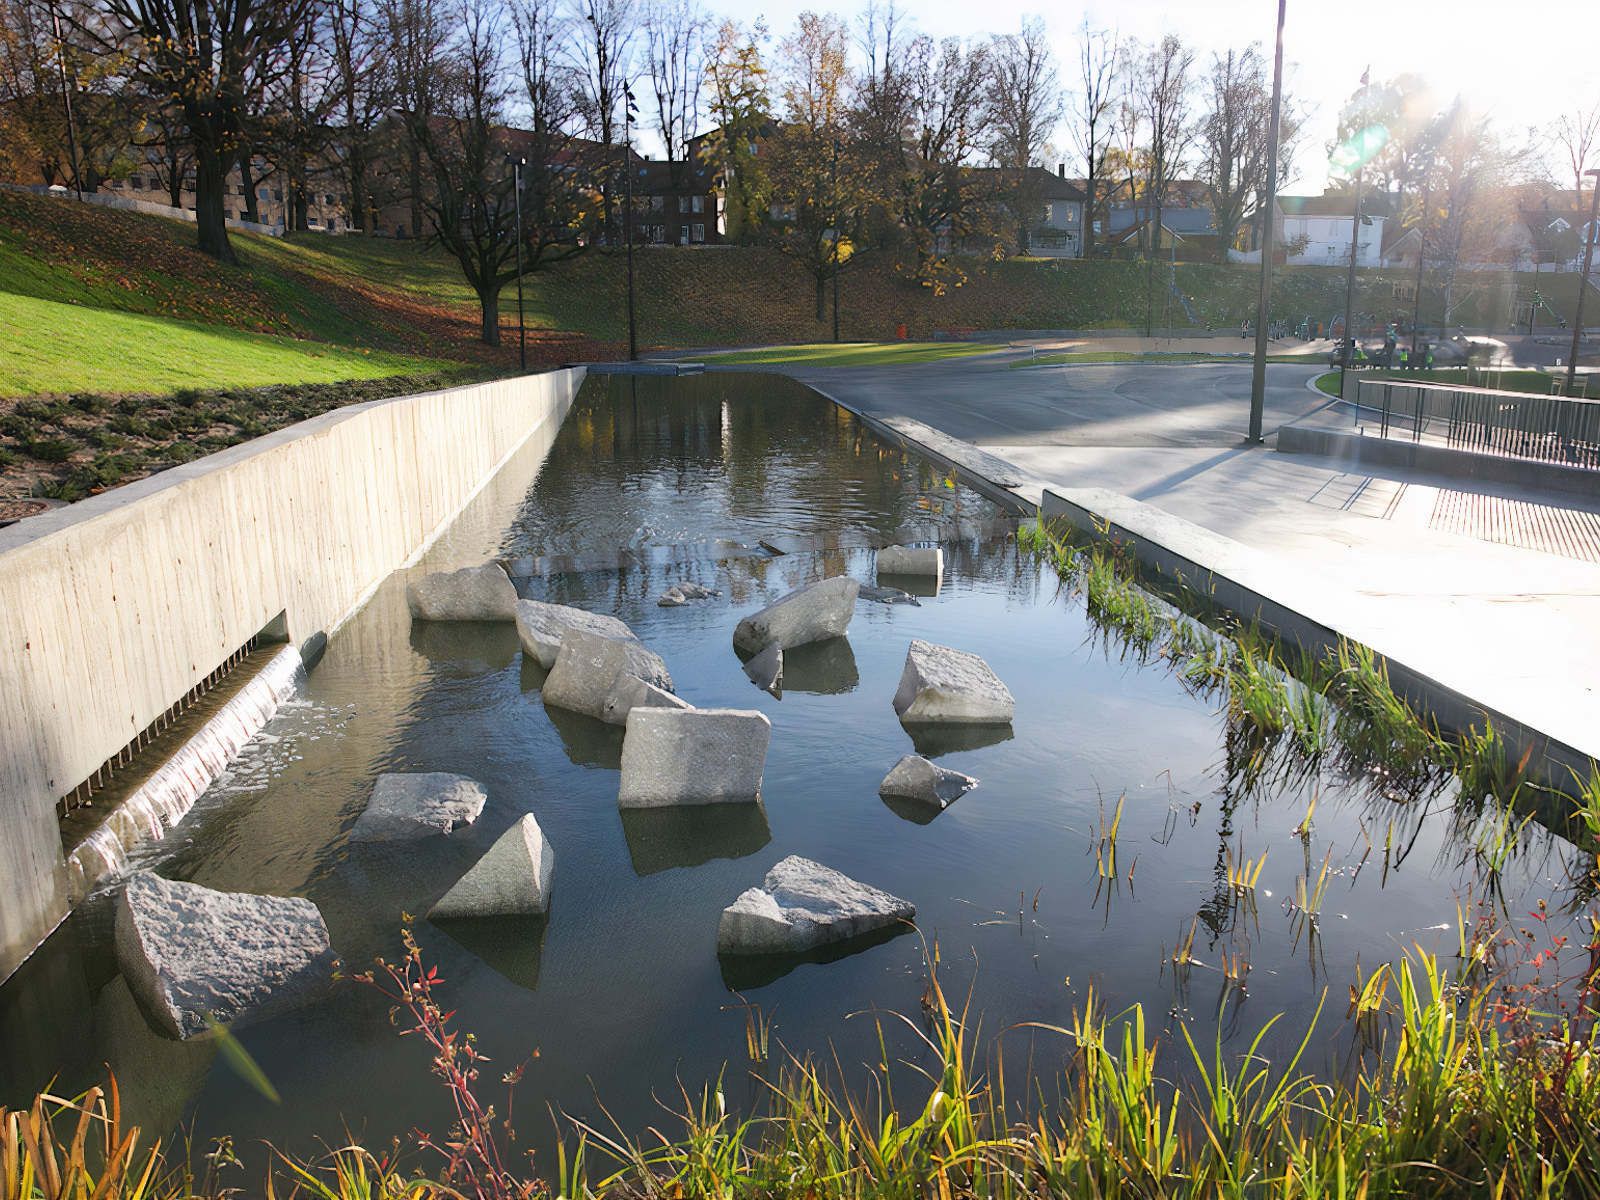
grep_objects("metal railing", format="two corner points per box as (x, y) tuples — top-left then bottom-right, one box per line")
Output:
(1353, 377), (1600, 469)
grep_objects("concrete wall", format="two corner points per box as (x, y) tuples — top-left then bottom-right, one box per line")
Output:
(0, 368), (585, 983)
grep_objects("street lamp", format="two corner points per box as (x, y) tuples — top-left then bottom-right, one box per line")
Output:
(49, 0), (82, 200)
(507, 154), (526, 372)
(1246, 0), (1286, 443)
(831, 138), (840, 344)
(624, 86), (639, 362)
(1565, 168), (1600, 395)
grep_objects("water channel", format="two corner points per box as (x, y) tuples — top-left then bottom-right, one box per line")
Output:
(0, 372), (1586, 1176)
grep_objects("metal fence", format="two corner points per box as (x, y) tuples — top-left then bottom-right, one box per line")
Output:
(1353, 377), (1600, 469)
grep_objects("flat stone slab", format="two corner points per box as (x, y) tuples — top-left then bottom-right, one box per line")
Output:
(115, 872), (337, 1040)
(429, 814), (554, 919)
(733, 576), (859, 654)
(351, 773), (487, 841)
(878, 754), (978, 808)
(893, 639), (1015, 725)
(618, 707), (771, 807)
(515, 600), (639, 669)
(602, 672), (693, 725)
(718, 856), (915, 955)
(743, 641), (783, 694)
(543, 629), (675, 721)
(407, 563), (517, 622)
(876, 545), (944, 576)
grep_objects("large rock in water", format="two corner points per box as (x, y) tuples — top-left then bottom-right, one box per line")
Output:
(878, 754), (978, 809)
(876, 545), (944, 576)
(115, 872), (337, 1040)
(407, 563), (518, 622)
(351, 773), (487, 841)
(718, 856), (914, 955)
(733, 576), (859, 654)
(893, 639), (1015, 725)
(429, 814), (554, 918)
(618, 707), (771, 807)
(515, 600), (641, 670)
(602, 672), (693, 725)
(743, 640), (783, 695)
(543, 629), (676, 722)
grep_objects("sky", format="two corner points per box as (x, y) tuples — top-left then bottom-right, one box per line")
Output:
(688, 0), (1598, 196)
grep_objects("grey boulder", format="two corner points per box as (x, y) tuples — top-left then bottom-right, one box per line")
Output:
(659, 582), (720, 606)
(893, 639), (1015, 725)
(515, 600), (639, 669)
(618, 707), (771, 807)
(743, 641), (783, 694)
(718, 856), (914, 955)
(878, 754), (978, 808)
(429, 814), (555, 919)
(602, 672), (694, 725)
(876, 545), (944, 576)
(115, 872), (337, 1040)
(351, 773), (487, 841)
(543, 629), (675, 721)
(733, 576), (859, 654)
(407, 563), (518, 622)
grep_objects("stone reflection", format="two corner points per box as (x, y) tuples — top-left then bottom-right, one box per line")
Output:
(717, 923), (910, 991)
(408, 620), (521, 675)
(875, 570), (941, 599)
(621, 802), (772, 876)
(543, 704), (625, 770)
(430, 914), (548, 993)
(905, 723), (1014, 758)
(778, 637), (859, 694)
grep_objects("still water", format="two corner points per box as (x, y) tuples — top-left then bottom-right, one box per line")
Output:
(0, 373), (1583, 1175)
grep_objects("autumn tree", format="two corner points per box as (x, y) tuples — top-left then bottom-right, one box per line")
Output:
(700, 16), (768, 241)
(1198, 43), (1300, 262)
(983, 15), (1061, 254)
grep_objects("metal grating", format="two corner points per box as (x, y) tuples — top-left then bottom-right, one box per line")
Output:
(1429, 489), (1600, 563)
(1306, 474), (1407, 520)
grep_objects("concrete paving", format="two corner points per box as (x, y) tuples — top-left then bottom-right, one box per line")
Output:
(761, 352), (1600, 765)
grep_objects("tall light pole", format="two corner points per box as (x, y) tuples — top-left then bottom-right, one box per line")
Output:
(624, 87), (638, 362)
(1246, 0), (1286, 443)
(1565, 168), (1600, 395)
(1338, 70), (1370, 401)
(49, 0), (82, 200)
(508, 154), (526, 373)
(1412, 166), (1431, 364)
(831, 138), (840, 344)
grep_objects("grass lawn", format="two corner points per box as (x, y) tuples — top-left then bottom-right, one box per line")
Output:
(700, 341), (999, 367)
(1015, 350), (1326, 369)
(1314, 367), (1600, 399)
(0, 291), (445, 398)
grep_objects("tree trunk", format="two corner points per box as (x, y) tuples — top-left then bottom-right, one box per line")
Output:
(480, 284), (501, 346)
(347, 149), (368, 234)
(166, 145), (182, 208)
(408, 139), (424, 239)
(194, 144), (237, 265)
(239, 151), (261, 223)
(815, 274), (826, 321)
(1146, 195), (1162, 337)
(290, 152), (309, 231)
(1084, 173), (1095, 259)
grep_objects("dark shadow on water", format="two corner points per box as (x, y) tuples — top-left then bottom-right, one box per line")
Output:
(718, 922), (912, 991)
(904, 722), (1014, 759)
(876, 570), (941, 599)
(621, 802), (772, 876)
(544, 704), (625, 770)
(409, 620), (520, 675)
(780, 637), (859, 694)
(429, 914), (548, 993)
(880, 794), (945, 825)
(520, 655), (550, 692)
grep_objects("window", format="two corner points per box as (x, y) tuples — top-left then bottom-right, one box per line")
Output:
(130, 176), (143, 189)
(691, 195), (704, 214)
(325, 193), (335, 205)
(329, 218), (338, 231)
(649, 195), (664, 212)
(273, 189), (283, 201)
(691, 223), (705, 243)
(237, 210), (247, 220)
(679, 227), (688, 245)
(308, 216), (319, 225)
(748, 142), (758, 155)
(258, 188), (269, 200)
(678, 196), (690, 214)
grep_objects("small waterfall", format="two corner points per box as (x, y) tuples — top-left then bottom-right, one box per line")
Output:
(65, 644), (305, 902)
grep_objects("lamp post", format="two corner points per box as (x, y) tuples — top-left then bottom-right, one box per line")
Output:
(508, 154), (526, 373)
(1565, 168), (1600, 395)
(1247, 0), (1286, 443)
(49, 0), (82, 200)
(831, 138), (840, 344)
(624, 87), (638, 362)
(1411, 165), (1431, 365)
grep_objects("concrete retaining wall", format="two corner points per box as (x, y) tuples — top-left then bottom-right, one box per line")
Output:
(0, 368), (584, 983)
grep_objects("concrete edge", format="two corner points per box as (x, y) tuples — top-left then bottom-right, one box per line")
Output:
(795, 377), (1592, 794)
(1277, 422), (1600, 497)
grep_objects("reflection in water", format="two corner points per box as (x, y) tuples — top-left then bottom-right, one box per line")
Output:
(905, 722), (1015, 758)
(880, 794), (944, 825)
(876, 570), (941, 599)
(543, 704), (625, 770)
(719, 923), (913, 991)
(778, 637), (859, 695)
(409, 621), (521, 674)
(430, 915), (549, 993)
(621, 803), (771, 876)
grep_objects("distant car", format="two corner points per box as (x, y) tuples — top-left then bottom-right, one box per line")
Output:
(1327, 338), (1371, 367)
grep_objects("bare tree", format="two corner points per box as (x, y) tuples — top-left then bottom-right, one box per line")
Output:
(983, 15), (1061, 254)
(571, 0), (633, 241)
(1551, 90), (1600, 203)
(263, 7), (340, 232)
(381, 0), (455, 240)
(850, 0), (914, 216)
(1197, 44), (1299, 262)
(1127, 32), (1193, 334)
(1069, 20), (1117, 258)
(643, 0), (704, 178)
(328, 0), (391, 233)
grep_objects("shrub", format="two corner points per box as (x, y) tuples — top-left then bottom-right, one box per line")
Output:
(27, 437), (78, 463)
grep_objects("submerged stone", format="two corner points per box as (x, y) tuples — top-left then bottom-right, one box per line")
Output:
(543, 629), (674, 721)
(407, 563), (518, 622)
(602, 672), (694, 725)
(733, 576), (859, 654)
(351, 773), (487, 841)
(717, 856), (915, 955)
(618, 707), (771, 807)
(515, 600), (640, 669)
(115, 872), (337, 1040)
(876, 545), (944, 576)
(877, 754), (978, 809)
(659, 582), (720, 606)
(893, 639), (1015, 725)
(858, 585), (920, 605)
(429, 814), (554, 919)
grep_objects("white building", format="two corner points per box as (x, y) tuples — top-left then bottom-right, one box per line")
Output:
(1276, 195), (1386, 267)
